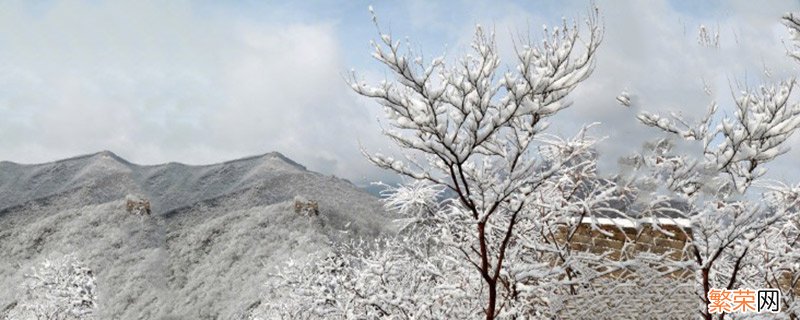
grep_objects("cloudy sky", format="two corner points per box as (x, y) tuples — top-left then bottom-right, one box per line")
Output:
(1, 0), (799, 186)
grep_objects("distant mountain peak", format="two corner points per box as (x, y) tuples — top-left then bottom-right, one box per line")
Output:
(96, 150), (117, 157)
(261, 152), (306, 171)
(37, 150), (135, 168)
(91, 150), (132, 164)
(218, 151), (307, 172)
(75, 151), (135, 179)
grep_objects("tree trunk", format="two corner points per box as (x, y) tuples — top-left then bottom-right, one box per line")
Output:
(486, 280), (497, 320)
(702, 267), (712, 320)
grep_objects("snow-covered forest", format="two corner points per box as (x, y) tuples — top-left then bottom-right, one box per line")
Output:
(2, 1), (800, 320)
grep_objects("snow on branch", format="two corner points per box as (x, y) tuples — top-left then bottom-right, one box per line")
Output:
(637, 80), (800, 193)
(784, 13), (800, 63)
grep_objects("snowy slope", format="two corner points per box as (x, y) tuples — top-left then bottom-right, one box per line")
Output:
(0, 151), (392, 319)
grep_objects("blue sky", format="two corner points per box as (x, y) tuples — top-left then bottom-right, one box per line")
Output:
(1, 0), (799, 186)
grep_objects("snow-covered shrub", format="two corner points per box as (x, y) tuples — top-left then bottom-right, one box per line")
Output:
(258, 222), (482, 319)
(4, 254), (97, 320)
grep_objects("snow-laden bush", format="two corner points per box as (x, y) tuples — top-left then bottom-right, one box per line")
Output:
(256, 182), (483, 319)
(3, 254), (97, 320)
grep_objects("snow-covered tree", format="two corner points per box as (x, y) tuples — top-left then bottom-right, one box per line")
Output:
(3, 254), (97, 320)
(345, 6), (603, 319)
(620, 13), (800, 319)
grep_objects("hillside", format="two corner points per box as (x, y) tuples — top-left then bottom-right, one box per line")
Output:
(0, 151), (393, 319)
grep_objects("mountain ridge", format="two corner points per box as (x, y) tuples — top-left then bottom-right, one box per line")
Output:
(0, 150), (300, 167)
(0, 150), (334, 212)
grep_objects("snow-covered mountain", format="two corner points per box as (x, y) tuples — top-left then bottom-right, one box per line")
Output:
(0, 151), (392, 319)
